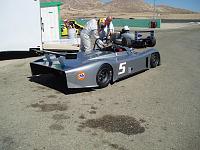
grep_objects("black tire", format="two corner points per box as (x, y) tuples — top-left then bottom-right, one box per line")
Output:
(150, 53), (160, 68)
(146, 36), (156, 47)
(96, 64), (113, 88)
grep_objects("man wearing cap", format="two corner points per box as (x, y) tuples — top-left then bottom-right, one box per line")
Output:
(120, 25), (135, 40)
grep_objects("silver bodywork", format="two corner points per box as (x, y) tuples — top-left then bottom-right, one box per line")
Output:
(30, 45), (160, 88)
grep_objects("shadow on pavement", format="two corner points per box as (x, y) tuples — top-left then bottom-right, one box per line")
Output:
(28, 70), (150, 95)
(0, 51), (38, 61)
(28, 74), (95, 95)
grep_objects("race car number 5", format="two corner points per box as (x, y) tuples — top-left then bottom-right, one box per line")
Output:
(118, 62), (127, 75)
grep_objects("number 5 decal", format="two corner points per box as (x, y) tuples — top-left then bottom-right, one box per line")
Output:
(118, 62), (126, 75)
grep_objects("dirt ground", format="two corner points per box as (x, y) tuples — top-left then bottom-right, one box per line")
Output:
(0, 25), (200, 150)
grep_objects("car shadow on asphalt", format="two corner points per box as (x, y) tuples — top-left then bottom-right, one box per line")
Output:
(28, 70), (148, 95)
(0, 51), (38, 61)
(28, 74), (95, 95)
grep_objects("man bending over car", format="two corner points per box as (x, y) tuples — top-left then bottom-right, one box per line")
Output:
(80, 18), (106, 52)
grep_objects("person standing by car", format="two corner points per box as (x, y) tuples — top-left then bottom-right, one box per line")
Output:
(98, 16), (114, 40)
(80, 18), (104, 52)
(64, 18), (70, 28)
(67, 22), (77, 39)
(104, 16), (114, 38)
(63, 18), (76, 39)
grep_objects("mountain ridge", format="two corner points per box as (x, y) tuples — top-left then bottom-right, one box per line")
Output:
(40, 0), (196, 19)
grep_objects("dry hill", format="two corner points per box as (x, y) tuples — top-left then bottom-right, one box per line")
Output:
(102, 0), (194, 14)
(103, 0), (153, 13)
(156, 5), (195, 14)
(40, 0), (199, 19)
(61, 0), (103, 10)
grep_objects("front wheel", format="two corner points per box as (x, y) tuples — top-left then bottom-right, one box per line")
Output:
(96, 64), (113, 88)
(150, 53), (160, 68)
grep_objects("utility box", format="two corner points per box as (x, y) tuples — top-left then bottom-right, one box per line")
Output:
(40, 1), (63, 42)
(0, 0), (42, 52)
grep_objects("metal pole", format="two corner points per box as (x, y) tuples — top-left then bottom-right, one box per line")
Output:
(153, 0), (156, 19)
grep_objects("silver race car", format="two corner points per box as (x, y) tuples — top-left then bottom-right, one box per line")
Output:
(30, 43), (160, 89)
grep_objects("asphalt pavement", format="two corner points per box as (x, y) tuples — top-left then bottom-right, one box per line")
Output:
(0, 25), (200, 150)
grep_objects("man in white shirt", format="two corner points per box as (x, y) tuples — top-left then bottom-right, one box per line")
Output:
(104, 16), (114, 38)
(99, 16), (114, 40)
(80, 18), (100, 52)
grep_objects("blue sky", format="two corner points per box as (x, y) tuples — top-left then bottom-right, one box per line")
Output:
(144, 0), (200, 12)
(100, 0), (200, 12)
(101, 0), (112, 3)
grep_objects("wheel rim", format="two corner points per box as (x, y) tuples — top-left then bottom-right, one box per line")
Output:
(97, 68), (109, 84)
(151, 54), (159, 66)
(152, 55), (158, 66)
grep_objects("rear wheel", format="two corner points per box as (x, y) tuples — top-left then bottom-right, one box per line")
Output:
(150, 53), (160, 68)
(146, 36), (156, 47)
(96, 64), (113, 88)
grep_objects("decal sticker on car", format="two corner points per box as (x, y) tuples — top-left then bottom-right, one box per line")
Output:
(118, 62), (127, 75)
(77, 72), (86, 80)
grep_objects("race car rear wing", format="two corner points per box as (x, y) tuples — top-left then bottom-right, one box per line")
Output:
(31, 49), (79, 67)
(135, 30), (155, 40)
(31, 49), (78, 59)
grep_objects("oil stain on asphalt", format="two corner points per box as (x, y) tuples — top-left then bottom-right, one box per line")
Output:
(0, 136), (16, 150)
(52, 114), (70, 120)
(30, 103), (68, 112)
(79, 114), (86, 119)
(79, 115), (145, 135)
(102, 140), (128, 150)
(89, 110), (96, 114)
(87, 106), (98, 114)
(49, 123), (64, 130)
(46, 94), (57, 99)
